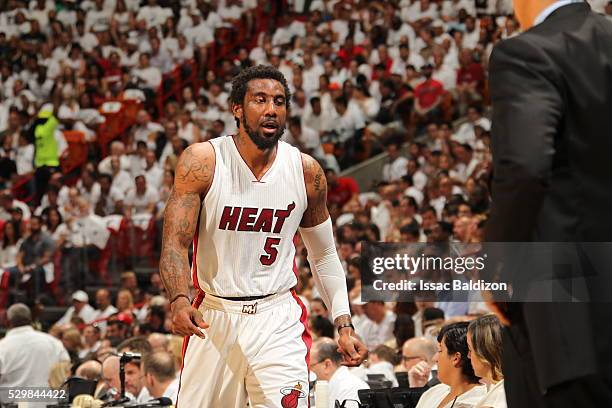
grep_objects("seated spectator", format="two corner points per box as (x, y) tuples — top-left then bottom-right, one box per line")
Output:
(80, 324), (102, 359)
(326, 168), (359, 209)
(125, 174), (160, 215)
(310, 315), (335, 340)
(382, 140), (409, 182)
(414, 64), (445, 126)
(117, 336), (153, 403)
(468, 315), (506, 408)
(61, 328), (83, 364)
(354, 301), (396, 351)
(415, 322), (486, 408)
(106, 315), (132, 346)
(56, 290), (98, 326)
(148, 332), (169, 352)
(402, 337), (438, 385)
(142, 351), (179, 404)
(76, 359), (103, 382)
(0, 220), (22, 271)
(310, 337), (370, 407)
(6, 215), (55, 299)
(366, 345), (400, 387)
(94, 288), (119, 334)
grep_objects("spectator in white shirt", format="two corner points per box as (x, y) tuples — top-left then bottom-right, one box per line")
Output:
(382, 142), (409, 182)
(110, 156), (133, 195)
(463, 16), (481, 49)
(143, 351), (180, 404)
(131, 52), (162, 91)
(0, 304), (69, 396)
(184, 11), (214, 47)
(79, 324), (102, 359)
(149, 36), (173, 74)
(415, 322), (486, 408)
(136, 0), (172, 28)
(98, 141), (133, 174)
(354, 301), (396, 351)
(94, 288), (118, 334)
(77, 167), (102, 205)
(310, 338), (370, 407)
(284, 117), (326, 160)
(303, 96), (334, 136)
(402, 337), (439, 378)
(56, 290), (99, 325)
(125, 174), (160, 215)
(332, 95), (365, 143)
(467, 315), (507, 408)
(133, 109), (164, 145)
(453, 105), (491, 145)
(143, 150), (163, 189)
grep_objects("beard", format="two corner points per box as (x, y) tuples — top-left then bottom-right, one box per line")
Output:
(242, 116), (285, 151)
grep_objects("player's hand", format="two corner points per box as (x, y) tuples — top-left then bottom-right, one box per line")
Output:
(170, 298), (209, 339)
(408, 361), (431, 388)
(337, 328), (368, 367)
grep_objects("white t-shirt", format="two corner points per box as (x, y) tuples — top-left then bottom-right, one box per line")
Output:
(56, 304), (99, 325)
(125, 187), (160, 214)
(354, 310), (396, 350)
(0, 326), (69, 393)
(328, 366), (370, 407)
(474, 380), (507, 408)
(131, 66), (162, 89)
(416, 383), (487, 408)
(383, 156), (409, 182)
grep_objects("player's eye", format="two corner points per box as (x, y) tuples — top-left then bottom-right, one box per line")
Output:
(275, 97), (285, 106)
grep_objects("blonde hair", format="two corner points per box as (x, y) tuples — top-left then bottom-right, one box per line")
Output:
(468, 314), (504, 381)
(49, 361), (72, 389)
(116, 289), (134, 311)
(63, 328), (83, 351)
(167, 335), (185, 369)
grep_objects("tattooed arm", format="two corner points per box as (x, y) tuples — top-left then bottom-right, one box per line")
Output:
(161, 142), (214, 338)
(300, 154), (367, 366)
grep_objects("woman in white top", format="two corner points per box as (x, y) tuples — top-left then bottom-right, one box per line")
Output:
(468, 315), (507, 408)
(416, 322), (486, 408)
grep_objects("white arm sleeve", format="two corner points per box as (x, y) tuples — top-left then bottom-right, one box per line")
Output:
(299, 217), (351, 321)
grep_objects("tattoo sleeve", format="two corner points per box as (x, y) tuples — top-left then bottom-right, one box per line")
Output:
(300, 154), (330, 228)
(160, 144), (214, 300)
(334, 314), (353, 328)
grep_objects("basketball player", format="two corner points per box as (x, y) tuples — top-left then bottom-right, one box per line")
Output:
(160, 65), (367, 408)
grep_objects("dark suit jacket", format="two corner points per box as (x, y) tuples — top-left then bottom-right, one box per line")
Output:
(485, 2), (612, 393)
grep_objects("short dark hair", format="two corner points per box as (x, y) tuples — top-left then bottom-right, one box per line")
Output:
(310, 315), (334, 339)
(316, 340), (344, 365)
(143, 351), (176, 382)
(117, 336), (153, 355)
(229, 65), (291, 126)
(437, 322), (480, 384)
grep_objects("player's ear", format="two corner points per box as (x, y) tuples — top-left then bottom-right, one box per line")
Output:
(232, 103), (243, 125)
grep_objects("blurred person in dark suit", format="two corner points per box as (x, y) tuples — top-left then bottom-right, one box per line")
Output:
(485, 1), (612, 406)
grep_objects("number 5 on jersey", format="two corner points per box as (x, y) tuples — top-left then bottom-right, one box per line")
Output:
(260, 237), (281, 266)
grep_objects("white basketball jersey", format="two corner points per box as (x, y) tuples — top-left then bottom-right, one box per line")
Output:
(193, 136), (308, 297)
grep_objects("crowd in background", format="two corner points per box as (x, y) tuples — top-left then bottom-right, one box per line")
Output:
(1, 0), (611, 407)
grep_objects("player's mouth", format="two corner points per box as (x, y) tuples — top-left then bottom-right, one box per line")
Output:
(261, 121), (279, 135)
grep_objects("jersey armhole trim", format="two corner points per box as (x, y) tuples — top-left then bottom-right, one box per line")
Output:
(298, 152), (310, 215)
(202, 139), (218, 207)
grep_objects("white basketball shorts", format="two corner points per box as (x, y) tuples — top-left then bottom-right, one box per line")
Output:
(177, 290), (312, 408)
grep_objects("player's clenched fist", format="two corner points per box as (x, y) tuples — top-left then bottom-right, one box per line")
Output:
(337, 329), (368, 367)
(170, 298), (209, 339)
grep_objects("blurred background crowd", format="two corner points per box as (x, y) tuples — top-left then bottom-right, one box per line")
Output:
(0, 0), (610, 406)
